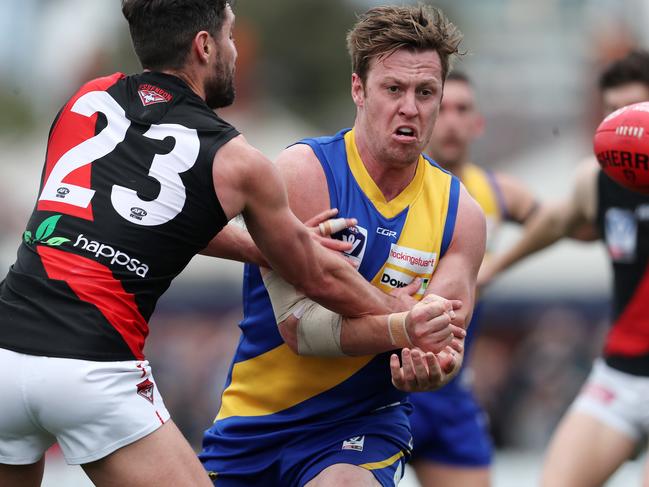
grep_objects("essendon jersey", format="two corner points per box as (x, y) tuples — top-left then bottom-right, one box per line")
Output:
(0, 72), (237, 361)
(596, 171), (649, 375)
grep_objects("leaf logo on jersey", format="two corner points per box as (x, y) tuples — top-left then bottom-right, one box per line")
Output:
(23, 215), (70, 247)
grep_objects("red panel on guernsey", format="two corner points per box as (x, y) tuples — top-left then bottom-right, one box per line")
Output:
(37, 73), (125, 221)
(605, 263), (649, 356)
(37, 245), (148, 360)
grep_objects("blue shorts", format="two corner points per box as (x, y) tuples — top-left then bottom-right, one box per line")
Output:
(408, 385), (492, 467)
(199, 406), (412, 487)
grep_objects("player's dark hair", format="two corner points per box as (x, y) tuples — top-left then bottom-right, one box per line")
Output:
(346, 5), (463, 85)
(122, 0), (230, 71)
(599, 50), (649, 91)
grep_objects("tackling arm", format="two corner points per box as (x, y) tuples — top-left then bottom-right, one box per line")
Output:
(212, 136), (401, 317)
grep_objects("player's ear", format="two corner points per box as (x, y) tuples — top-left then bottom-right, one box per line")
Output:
(193, 31), (212, 65)
(351, 73), (365, 108)
(472, 113), (485, 138)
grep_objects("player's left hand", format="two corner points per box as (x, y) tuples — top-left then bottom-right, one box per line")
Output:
(305, 209), (358, 261)
(390, 348), (441, 392)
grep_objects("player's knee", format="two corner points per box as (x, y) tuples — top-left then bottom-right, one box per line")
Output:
(306, 464), (379, 487)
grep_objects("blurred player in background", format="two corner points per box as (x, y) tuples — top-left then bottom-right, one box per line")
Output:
(200, 5), (486, 486)
(0, 1), (424, 486)
(407, 71), (539, 487)
(480, 49), (649, 487)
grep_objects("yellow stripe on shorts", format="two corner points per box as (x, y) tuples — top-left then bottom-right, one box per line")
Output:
(359, 450), (405, 470)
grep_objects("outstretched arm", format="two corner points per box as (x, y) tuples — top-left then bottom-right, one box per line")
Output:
(478, 158), (600, 286)
(212, 135), (403, 317)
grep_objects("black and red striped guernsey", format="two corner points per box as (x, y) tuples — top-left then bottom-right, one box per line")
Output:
(596, 171), (649, 375)
(0, 72), (238, 361)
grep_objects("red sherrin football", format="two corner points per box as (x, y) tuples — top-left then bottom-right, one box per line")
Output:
(593, 101), (649, 194)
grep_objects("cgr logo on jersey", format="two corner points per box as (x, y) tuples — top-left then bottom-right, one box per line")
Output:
(336, 225), (368, 266)
(137, 84), (173, 107)
(73, 234), (150, 277)
(376, 226), (398, 239)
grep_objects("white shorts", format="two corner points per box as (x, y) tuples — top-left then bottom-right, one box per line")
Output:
(0, 347), (170, 465)
(571, 358), (649, 442)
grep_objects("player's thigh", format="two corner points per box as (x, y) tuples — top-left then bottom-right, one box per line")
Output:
(0, 458), (45, 487)
(541, 410), (636, 487)
(82, 420), (211, 487)
(412, 462), (490, 487)
(305, 463), (381, 487)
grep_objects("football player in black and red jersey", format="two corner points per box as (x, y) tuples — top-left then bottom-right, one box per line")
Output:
(480, 50), (649, 487)
(0, 2), (428, 486)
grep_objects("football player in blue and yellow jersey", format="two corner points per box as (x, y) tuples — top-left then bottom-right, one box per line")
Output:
(409, 72), (539, 487)
(200, 6), (486, 487)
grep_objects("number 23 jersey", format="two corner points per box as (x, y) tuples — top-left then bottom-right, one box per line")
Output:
(0, 72), (238, 361)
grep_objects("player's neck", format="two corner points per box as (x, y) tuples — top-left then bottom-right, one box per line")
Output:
(160, 68), (205, 101)
(354, 131), (418, 202)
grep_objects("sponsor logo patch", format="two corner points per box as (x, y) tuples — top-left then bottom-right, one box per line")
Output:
(73, 234), (150, 277)
(386, 244), (436, 274)
(380, 268), (429, 295)
(138, 84), (173, 106)
(136, 378), (155, 404)
(342, 435), (365, 452)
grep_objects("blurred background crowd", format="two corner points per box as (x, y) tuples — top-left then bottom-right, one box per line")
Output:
(2, 0), (649, 484)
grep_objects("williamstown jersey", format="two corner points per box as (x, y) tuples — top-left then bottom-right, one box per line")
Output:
(461, 163), (506, 253)
(208, 128), (459, 439)
(0, 72), (237, 361)
(597, 171), (649, 375)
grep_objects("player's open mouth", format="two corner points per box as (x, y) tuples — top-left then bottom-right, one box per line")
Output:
(394, 126), (417, 142)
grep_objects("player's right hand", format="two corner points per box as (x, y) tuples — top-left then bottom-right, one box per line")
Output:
(405, 293), (464, 354)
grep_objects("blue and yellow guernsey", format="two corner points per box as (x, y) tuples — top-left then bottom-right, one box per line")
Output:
(460, 163), (506, 254)
(210, 128), (460, 439)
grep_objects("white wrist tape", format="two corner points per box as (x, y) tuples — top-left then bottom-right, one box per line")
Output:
(262, 270), (345, 356)
(387, 312), (413, 348)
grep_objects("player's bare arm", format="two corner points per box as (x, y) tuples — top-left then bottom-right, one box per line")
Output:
(200, 222), (267, 265)
(493, 172), (539, 224)
(212, 135), (397, 317)
(478, 158), (599, 285)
